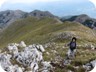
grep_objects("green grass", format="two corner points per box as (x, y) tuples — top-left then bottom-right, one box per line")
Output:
(43, 43), (96, 72)
(0, 17), (96, 48)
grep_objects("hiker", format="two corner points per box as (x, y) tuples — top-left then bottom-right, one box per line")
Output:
(67, 37), (77, 59)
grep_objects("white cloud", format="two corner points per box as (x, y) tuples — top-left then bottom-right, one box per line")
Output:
(0, 0), (7, 7)
(0, 0), (63, 9)
(0, 0), (89, 8)
(1, 0), (87, 4)
(0, 0), (65, 8)
(89, 0), (96, 7)
(6, 0), (64, 4)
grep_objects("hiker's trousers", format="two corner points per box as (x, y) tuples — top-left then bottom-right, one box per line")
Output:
(67, 49), (76, 58)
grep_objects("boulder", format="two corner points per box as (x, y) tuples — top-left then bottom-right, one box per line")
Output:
(41, 61), (53, 72)
(8, 45), (18, 53)
(15, 67), (23, 72)
(90, 65), (96, 72)
(19, 41), (26, 48)
(15, 44), (43, 71)
(0, 41), (52, 72)
(83, 60), (96, 71)
(36, 45), (45, 52)
(0, 65), (6, 72)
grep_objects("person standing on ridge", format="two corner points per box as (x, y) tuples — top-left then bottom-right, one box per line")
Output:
(67, 37), (77, 59)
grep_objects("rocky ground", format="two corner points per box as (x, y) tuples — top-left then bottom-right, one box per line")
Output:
(0, 41), (53, 72)
(0, 41), (96, 72)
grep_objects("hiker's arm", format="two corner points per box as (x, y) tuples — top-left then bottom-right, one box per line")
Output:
(65, 42), (70, 47)
(67, 42), (70, 46)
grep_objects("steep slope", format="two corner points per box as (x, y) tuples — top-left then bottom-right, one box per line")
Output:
(0, 10), (28, 28)
(61, 14), (96, 29)
(0, 17), (96, 47)
(0, 10), (58, 29)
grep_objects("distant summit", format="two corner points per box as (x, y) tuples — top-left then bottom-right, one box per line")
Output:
(61, 14), (96, 29)
(29, 10), (57, 18)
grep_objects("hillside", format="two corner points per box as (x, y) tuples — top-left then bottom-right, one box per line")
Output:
(0, 17), (96, 47)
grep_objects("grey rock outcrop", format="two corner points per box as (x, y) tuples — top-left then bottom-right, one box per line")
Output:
(0, 41), (53, 72)
(83, 60), (96, 71)
(0, 10), (28, 28)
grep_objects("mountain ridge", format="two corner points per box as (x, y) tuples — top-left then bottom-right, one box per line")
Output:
(0, 10), (58, 29)
(61, 14), (96, 29)
(1, 9), (96, 30)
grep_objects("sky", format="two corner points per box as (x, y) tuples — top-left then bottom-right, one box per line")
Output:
(0, 0), (96, 18)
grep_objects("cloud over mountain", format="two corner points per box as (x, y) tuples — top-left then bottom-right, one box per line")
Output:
(0, 0), (7, 8)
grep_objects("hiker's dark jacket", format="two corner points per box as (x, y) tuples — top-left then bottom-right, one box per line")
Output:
(68, 41), (76, 51)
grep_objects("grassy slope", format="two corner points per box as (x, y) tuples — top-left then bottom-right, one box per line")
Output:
(0, 17), (96, 72)
(0, 17), (96, 47)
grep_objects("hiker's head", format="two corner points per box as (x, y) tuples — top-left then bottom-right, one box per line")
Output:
(72, 37), (77, 42)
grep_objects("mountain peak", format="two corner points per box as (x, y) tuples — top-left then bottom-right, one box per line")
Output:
(29, 10), (56, 18)
(14, 10), (26, 13)
(78, 14), (89, 17)
(61, 14), (96, 29)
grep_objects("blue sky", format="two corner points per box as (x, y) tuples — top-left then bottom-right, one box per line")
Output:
(0, 0), (96, 18)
